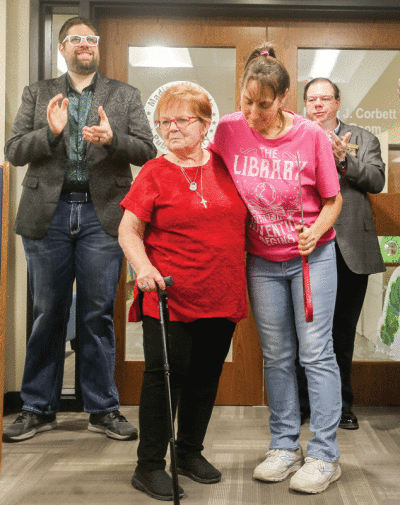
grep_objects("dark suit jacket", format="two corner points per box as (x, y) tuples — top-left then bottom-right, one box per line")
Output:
(335, 122), (385, 275)
(5, 72), (157, 239)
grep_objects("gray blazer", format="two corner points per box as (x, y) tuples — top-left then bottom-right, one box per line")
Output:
(335, 122), (385, 275)
(5, 73), (157, 239)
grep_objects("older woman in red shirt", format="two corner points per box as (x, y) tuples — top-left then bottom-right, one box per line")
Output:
(118, 83), (248, 502)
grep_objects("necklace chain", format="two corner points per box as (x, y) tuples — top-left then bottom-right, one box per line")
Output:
(180, 166), (200, 192)
(180, 166), (207, 208)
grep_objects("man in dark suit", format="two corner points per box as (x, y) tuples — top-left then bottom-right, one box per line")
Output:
(297, 77), (385, 430)
(4, 17), (156, 442)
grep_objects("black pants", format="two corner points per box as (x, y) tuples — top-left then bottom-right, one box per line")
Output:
(137, 316), (235, 472)
(297, 243), (368, 413)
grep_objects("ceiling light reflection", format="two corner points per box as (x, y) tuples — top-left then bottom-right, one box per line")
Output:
(129, 46), (193, 68)
(310, 49), (340, 79)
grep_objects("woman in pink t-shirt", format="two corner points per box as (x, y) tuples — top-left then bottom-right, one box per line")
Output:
(118, 83), (248, 501)
(210, 44), (343, 495)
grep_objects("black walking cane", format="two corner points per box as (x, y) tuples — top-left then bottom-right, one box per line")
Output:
(157, 276), (181, 505)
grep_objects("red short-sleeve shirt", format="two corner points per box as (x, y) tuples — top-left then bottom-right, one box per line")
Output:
(120, 151), (248, 323)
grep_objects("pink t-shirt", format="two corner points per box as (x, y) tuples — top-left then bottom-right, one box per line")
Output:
(210, 111), (340, 262)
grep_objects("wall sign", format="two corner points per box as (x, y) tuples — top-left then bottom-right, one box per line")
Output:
(144, 81), (220, 154)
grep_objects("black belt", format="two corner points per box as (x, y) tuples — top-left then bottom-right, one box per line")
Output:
(62, 192), (91, 203)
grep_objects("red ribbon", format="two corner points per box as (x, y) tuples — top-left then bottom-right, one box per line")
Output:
(302, 256), (313, 322)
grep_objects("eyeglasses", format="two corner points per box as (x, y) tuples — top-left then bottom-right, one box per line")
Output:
(305, 96), (336, 104)
(155, 117), (199, 130)
(62, 35), (100, 47)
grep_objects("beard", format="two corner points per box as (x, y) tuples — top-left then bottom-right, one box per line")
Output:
(67, 52), (100, 75)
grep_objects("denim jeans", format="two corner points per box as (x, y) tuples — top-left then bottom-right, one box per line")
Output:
(247, 240), (342, 462)
(21, 194), (124, 414)
(297, 242), (369, 413)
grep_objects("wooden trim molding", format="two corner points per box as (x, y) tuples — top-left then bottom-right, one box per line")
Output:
(36, 0), (400, 19)
(352, 362), (400, 406)
(368, 194), (400, 237)
(0, 161), (10, 471)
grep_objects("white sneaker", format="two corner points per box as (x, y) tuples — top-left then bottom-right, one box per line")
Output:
(253, 448), (303, 482)
(290, 457), (341, 493)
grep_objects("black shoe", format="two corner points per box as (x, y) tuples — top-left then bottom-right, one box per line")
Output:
(131, 469), (184, 501)
(300, 410), (310, 425)
(175, 453), (221, 484)
(339, 410), (359, 430)
(88, 410), (138, 440)
(3, 411), (57, 442)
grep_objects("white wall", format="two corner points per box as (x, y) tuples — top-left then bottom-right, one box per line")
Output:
(4, 0), (30, 392)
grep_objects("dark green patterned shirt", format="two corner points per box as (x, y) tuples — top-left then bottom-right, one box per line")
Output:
(62, 73), (97, 192)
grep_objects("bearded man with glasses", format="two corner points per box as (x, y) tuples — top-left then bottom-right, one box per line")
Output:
(4, 16), (156, 442)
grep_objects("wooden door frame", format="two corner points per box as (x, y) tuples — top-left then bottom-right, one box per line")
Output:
(268, 19), (400, 406)
(0, 162), (10, 469)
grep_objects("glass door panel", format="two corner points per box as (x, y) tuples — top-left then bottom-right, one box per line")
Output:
(126, 46), (236, 363)
(297, 49), (400, 364)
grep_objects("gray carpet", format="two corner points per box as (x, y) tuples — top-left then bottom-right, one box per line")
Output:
(1, 406), (399, 504)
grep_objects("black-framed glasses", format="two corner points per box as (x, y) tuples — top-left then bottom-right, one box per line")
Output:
(155, 116), (199, 130)
(62, 35), (100, 47)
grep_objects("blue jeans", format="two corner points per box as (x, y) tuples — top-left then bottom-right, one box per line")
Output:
(21, 194), (124, 414)
(247, 240), (341, 462)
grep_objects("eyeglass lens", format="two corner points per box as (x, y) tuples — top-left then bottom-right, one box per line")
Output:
(67, 35), (99, 46)
(157, 117), (197, 129)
